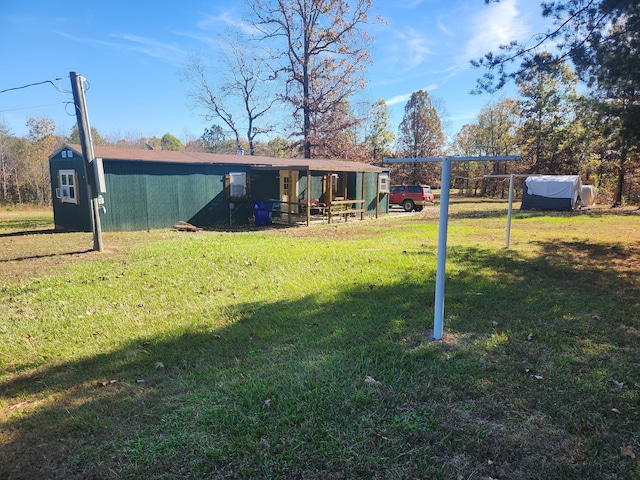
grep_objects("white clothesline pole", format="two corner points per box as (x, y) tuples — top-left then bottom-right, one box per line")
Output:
(387, 156), (520, 340)
(432, 157), (452, 339)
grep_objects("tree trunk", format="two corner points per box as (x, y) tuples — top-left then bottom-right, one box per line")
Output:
(13, 167), (21, 204)
(612, 147), (626, 207)
(0, 156), (8, 203)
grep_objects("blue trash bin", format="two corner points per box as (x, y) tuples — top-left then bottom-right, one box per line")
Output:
(252, 201), (273, 226)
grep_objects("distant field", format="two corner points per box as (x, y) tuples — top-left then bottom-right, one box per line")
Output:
(1, 201), (639, 479)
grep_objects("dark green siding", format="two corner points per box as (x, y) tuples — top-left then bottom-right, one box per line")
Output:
(250, 171), (280, 201)
(100, 161), (254, 231)
(297, 173), (325, 202)
(346, 171), (386, 215)
(49, 154), (92, 232)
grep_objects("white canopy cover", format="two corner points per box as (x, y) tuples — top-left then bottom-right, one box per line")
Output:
(525, 175), (582, 209)
(580, 185), (597, 207)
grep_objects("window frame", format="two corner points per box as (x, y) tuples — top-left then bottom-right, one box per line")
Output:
(57, 169), (79, 204)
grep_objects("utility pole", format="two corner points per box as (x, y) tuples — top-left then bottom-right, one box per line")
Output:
(70, 72), (103, 252)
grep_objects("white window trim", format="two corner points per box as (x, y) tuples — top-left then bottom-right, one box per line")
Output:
(58, 169), (78, 204)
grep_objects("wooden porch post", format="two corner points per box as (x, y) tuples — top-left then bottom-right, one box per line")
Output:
(326, 173), (333, 224)
(360, 171), (366, 220)
(306, 169), (311, 227)
(342, 171), (347, 199)
(375, 173), (380, 219)
(287, 170), (292, 225)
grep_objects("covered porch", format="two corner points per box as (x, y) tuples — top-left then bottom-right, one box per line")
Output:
(250, 161), (388, 227)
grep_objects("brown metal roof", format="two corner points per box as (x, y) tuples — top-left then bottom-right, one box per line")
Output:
(62, 144), (384, 173)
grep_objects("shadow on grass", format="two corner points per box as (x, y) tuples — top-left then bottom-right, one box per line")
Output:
(0, 228), (59, 238)
(1, 240), (638, 480)
(0, 248), (95, 263)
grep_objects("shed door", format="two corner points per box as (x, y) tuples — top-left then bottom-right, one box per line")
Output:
(279, 170), (298, 213)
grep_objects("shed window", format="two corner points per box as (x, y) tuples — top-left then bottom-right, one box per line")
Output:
(283, 176), (290, 196)
(57, 169), (78, 204)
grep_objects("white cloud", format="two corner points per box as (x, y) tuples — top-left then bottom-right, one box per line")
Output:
(386, 83), (438, 106)
(463, 0), (531, 61)
(198, 11), (255, 36)
(173, 30), (217, 49)
(110, 34), (187, 61)
(391, 27), (433, 70)
(56, 31), (187, 64)
(436, 17), (454, 37)
(386, 92), (412, 106)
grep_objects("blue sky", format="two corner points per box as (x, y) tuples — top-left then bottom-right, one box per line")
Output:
(1, 0), (552, 144)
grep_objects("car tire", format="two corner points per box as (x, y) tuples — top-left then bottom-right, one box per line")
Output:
(414, 206), (423, 212)
(402, 199), (414, 212)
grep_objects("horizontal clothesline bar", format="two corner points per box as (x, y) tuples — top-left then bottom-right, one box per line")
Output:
(385, 156), (520, 163)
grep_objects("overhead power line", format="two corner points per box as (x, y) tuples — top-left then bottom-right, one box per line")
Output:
(0, 102), (68, 113)
(0, 77), (68, 95)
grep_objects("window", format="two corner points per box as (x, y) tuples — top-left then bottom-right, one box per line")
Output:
(396, 186), (406, 194)
(57, 170), (78, 204)
(408, 186), (421, 193)
(283, 176), (290, 196)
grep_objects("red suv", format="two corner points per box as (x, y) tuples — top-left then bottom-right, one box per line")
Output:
(389, 185), (435, 211)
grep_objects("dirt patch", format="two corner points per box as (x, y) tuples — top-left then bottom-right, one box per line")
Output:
(0, 229), (124, 287)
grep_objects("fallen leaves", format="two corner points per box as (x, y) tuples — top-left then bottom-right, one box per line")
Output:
(368, 428), (393, 442)
(620, 445), (636, 459)
(364, 375), (382, 387)
(524, 368), (544, 380)
(97, 379), (118, 387)
(608, 379), (624, 389)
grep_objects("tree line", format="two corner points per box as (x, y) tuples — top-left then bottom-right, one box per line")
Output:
(1, 0), (638, 207)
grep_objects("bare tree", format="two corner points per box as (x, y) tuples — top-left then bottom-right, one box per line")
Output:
(249, 0), (382, 158)
(183, 32), (278, 156)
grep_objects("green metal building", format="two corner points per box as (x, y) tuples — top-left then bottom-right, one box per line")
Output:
(49, 144), (389, 232)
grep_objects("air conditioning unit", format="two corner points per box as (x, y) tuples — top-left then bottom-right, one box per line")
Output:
(229, 172), (247, 199)
(379, 175), (390, 193)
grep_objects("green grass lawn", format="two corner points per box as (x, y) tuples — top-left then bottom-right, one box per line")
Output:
(1, 203), (639, 479)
